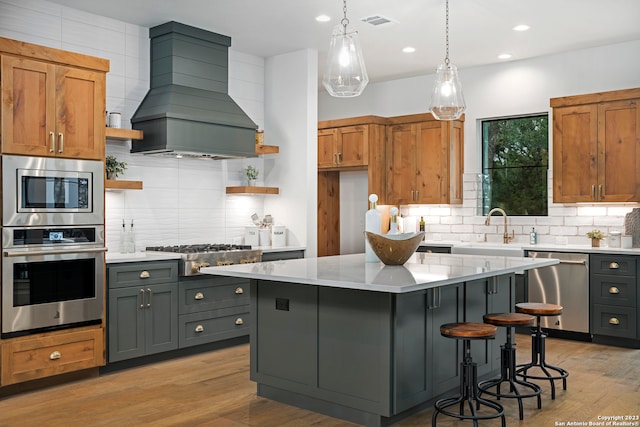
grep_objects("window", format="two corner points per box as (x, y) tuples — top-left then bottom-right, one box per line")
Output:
(481, 114), (548, 216)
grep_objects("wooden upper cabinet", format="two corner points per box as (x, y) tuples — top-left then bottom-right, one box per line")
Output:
(318, 124), (369, 169)
(552, 88), (640, 203)
(386, 114), (464, 205)
(1, 38), (108, 161)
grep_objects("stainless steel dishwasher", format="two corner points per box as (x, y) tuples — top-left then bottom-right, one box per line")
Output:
(527, 251), (589, 333)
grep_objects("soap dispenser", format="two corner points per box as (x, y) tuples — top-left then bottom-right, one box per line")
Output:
(388, 207), (400, 235)
(530, 227), (537, 245)
(365, 194), (381, 262)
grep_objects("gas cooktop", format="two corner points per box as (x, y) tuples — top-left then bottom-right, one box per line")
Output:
(145, 244), (262, 276)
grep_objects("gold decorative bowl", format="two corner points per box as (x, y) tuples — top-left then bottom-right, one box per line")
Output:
(364, 231), (425, 265)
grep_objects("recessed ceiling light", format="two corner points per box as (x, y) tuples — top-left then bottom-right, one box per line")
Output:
(498, 53), (512, 59)
(513, 24), (530, 31)
(402, 46), (416, 53)
(315, 15), (331, 22)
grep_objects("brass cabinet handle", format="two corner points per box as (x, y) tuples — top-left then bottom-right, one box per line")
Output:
(49, 131), (55, 152)
(591, 184), (595, 200)
(194, 292), (204, 300)
(608, 286), (620, 294)
(49, 351), (62, 360)
(58, 132), (64, 153)
(235, 287), (244, 295)
(139, 270), (150, 278)
(140, 289), (145, 308)
(333, 152), (338, 165)
(146, 288), (152, 307)
(609, 262), (619, 269)
(235, 318), (244, 325)
(337, 152), (342, 164)
(599, 184), (603, 200)
(195, 324), (204, 333)
(609, 317), (620, 325)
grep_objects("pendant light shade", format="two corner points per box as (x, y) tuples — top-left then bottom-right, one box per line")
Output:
(429, 0), (465, 120)
(322, 0), (369, 97)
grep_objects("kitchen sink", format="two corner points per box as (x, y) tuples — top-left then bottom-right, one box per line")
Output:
(451, 244), (524, 257)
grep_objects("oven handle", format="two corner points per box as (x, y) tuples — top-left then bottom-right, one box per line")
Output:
(3, 247), (108, 257)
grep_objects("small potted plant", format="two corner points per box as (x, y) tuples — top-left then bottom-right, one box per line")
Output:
(586, 229), (605, 247)
(106, 155), (127, 180)
(245, 165), (259, 186)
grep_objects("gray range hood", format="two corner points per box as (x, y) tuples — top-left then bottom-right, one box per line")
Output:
(131, 21), (257, 159)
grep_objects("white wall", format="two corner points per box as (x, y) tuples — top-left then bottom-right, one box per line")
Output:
(319, 39), (640, 247)
(0, 0), (316, 253)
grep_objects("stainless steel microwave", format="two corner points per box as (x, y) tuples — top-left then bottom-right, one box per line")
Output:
(2, 155), (104, 227)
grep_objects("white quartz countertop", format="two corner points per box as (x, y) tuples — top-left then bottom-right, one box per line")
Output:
(420, 241), (640, 255)
(200, 253), (559, 293)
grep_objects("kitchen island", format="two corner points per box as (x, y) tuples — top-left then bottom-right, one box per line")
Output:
(201, 252), (558, 426)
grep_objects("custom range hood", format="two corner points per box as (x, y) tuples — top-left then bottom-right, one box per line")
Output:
(131, 21), (257, 159)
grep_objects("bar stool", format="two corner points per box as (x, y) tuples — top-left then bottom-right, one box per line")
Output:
(515, 302), (569, 399)
(432, 322), (505, 427)
(478, 313), (542, 420)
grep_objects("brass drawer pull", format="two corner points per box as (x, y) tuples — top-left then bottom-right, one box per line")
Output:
(140, 289), (145, 308)
(49, 351), (62, 360)
(235, 318), (244, 326)
(235, 287), (244, 295)
(608, 286), (620, 294)
(49, 131), (55, 152)
(58, 132), (64, 153)
(609, 317), (620, 326)
(194, 292), (204, 300)
(609, 262), (619, 269)
(139, 270), (150, 279)
(195, 324), (204, 333)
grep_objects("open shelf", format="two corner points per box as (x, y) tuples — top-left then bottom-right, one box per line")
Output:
(226, 186), (279, 195)
(255, 144), (279, 155)
(105, 127), (144, 141)
(105, 180), (143, 190)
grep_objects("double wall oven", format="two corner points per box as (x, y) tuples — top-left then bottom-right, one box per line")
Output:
(1, 155), (106, 337)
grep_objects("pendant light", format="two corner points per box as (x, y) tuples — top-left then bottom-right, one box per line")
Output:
(322, 0), (369, 97)
(429, 0), (465, 120)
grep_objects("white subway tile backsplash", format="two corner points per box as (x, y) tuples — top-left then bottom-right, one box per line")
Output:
(577, 206), (608, 216)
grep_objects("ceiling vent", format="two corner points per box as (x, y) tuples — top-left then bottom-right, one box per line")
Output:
(360, 15), (396, 27)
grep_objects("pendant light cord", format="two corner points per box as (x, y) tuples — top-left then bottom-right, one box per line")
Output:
(444, 0), (450, 66)
(341, 0), (350, 35)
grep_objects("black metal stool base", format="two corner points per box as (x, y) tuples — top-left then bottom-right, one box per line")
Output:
(515, 322), (568, 399)
(433, 340), (505, 427)
(478, 338), (542, 420)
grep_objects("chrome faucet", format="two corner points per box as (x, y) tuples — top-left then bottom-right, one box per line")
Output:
(485, 207), (515, 244)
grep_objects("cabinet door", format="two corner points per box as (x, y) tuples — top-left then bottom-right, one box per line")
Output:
(415, 121), (446, 203)
(337, 125), (368, 167)
(318, 128), (338, 168)
(553, 104), (599, 202)
(597, 99), (640, 202)
(55, 65), (105, 160)
(386, 123), (417, 204)
(145, 283), (179, 355)
(108, 287), (146, 362)
(1, 55), (56, 156)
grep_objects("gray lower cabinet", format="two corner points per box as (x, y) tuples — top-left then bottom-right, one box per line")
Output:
(590, 254), (639, 346)
(178, 275), (250, 348)
(107, 261), (179, 363)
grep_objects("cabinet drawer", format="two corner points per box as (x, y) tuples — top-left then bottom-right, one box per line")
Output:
(591, 304), (637, 339)
(591, 274), (637, 307)
(178, 306), (250, 348)
(590, 254), (636, 276)
(179, 276), (249, 314)
(108, 261), (178, 288)
(1, 327), (104, 385)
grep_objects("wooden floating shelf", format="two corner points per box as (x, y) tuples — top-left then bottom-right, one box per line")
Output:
(105, 127), (144, 141)
(105, 180), (143, 190)
(226, 186), (279, 195)
(255, 144), (279, 155)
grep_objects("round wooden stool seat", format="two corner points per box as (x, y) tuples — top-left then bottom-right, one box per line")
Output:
(440, 322), (497, 339)
(516, 302), (563, 316)
(484, 312), (535, 327)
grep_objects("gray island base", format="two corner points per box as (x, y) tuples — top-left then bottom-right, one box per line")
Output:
(202, 253), (558, 426)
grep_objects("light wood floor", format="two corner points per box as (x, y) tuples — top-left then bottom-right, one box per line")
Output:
(0, 335), (638, 426)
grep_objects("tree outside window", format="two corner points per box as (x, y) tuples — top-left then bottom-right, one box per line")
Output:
(481, 115), (549, 216)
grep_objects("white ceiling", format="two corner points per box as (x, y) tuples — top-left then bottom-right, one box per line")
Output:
(48, 0), (640, 84)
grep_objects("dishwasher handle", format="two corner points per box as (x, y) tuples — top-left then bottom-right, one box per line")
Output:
(558, 259), (587, 265)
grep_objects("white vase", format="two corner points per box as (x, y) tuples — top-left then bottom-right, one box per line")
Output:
(248, 179), (256, 187)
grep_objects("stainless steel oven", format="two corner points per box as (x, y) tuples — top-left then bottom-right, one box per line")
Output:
(2, 155), (104, 227)
(2, 226), (106, 337)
